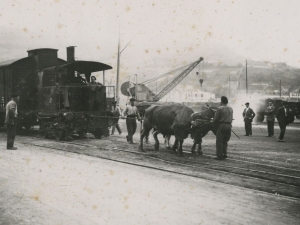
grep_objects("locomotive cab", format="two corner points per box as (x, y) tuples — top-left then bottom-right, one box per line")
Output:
(37, 60), (117, 140)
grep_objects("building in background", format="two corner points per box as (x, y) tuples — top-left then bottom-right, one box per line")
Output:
(161, 87), (215, 103)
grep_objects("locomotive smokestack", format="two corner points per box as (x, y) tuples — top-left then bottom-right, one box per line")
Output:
(67, 46), (76, 62)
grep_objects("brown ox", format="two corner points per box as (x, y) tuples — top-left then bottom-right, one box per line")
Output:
(139, 104), (194, 156)
(190, 106), (218, 155)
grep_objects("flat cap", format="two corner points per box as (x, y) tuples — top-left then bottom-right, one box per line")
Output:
(245, 102), (249, 105)
(130, 97), (135, 101)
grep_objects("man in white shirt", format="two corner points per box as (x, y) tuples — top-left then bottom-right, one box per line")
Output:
(5, 93), (20, 150)
(122, 98), (141, 144)
(111, 101), (122, 135)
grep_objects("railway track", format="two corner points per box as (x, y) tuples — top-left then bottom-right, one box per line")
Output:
(11, 134), (300, 200)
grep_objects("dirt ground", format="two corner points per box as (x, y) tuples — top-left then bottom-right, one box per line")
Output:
(0, 121), (300, 224)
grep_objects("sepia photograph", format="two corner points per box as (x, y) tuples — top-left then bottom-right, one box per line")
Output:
(0, 0), (299, 224)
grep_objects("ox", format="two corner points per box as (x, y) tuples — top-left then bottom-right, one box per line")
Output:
(190, 106), (218, 155)
(139, 104), (194, 156)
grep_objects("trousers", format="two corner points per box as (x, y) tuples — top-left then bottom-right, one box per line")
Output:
(267, 120), (274, 136)
(244, 118), (252, 135)
(278, 122), (287, 140)
(111, 123), (122, 134)
(216, 123), (232, 159)
(7, 124), (16, 149)
(126, 118), (137, 143)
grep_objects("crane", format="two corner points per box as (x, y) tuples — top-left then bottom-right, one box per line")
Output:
(120, 57), (204, 102)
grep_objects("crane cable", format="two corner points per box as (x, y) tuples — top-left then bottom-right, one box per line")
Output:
(141, 62), (193, 85)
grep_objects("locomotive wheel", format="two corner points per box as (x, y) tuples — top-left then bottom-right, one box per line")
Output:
(103, 127), (110, 137)
(23, 123), (32, 130)
(56, 130), (66, 141)
(40, 122), (54, 139)
(16, 119), (24, 134)
(93, 128), (103, 139)
(78, 131), (87, 139)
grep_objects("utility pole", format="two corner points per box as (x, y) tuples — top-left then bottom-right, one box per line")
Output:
(115, 32), (133, 104)
(135, 74), (137, 100)
(228, 76), (230, 100)
(280, 79), (281, 98)
(246, 60), (248, 95)
(116, 35), (120, 103)
(103, 71), (105, 85)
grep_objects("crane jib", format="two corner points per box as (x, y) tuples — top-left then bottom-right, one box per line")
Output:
(153, 57), (204, 101)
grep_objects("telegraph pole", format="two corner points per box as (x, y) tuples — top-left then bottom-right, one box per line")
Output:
(115, 32), (133, 104)
(135, 74), (137, 100)
(246, 60), (248, 95)
(229, 76), (231, 100)
(116, 35), (121, 103)
(280, 79), (281, 98)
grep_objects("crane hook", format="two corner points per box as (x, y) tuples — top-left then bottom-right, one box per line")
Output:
(199, 79), (203, 87)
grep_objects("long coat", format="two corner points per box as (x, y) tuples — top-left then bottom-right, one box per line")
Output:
(276, 107), (290, 125)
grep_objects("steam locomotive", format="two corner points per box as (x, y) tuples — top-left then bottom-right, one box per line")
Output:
(0, 47), (117, 139)
(255, 97), (300, 123)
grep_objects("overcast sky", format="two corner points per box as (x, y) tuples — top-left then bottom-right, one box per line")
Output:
(1, 0), (300, 84)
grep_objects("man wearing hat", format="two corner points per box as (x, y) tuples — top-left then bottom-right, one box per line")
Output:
(212, 96), (233, 160)
(276, 102), (290, 142)
(242, 102), (256, 136)
(5, 93), (20, 150)
(122, 98), (141, 144)
(111, 100), (122, 135)
(265, 101), (275, 137)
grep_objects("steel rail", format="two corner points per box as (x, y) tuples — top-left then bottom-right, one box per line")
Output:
(110, 139), (300, 173)
(20, 138), (300, 187)
(20, 141), (300, 201)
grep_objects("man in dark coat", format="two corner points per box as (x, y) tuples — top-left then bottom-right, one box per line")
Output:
(242, 102), (256, 136)
(212, 96), (233, 160)
(276, 102), (290, 142)
(5, 93), (20, 150)
(265, 101), (276, 137)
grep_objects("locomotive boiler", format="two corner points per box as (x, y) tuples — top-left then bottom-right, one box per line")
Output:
(0, 47), (117, 140)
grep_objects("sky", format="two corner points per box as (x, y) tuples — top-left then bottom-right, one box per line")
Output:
(1, 0), (300, 85)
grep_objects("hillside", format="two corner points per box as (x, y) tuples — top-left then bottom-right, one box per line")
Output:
(144, 60), (300, 99)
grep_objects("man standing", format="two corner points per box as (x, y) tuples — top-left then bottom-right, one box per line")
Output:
(243, 102), (256, 136)
(213, 96), (233, 160)
(122, 98), (141, 144)
(276, 102), (290, 142)
(265, 101), (275, 137)
(88, 76), (103, 111)
(5, 93), (20, 150)
(111, 101), (122, 135)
